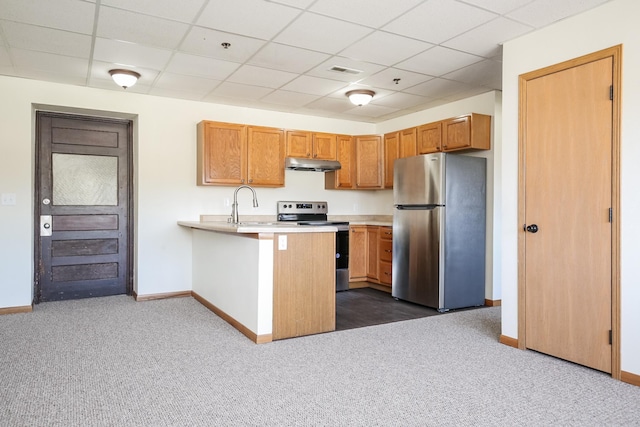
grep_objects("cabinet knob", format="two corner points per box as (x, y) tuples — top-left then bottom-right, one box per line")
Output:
(248, 178), (253, 183)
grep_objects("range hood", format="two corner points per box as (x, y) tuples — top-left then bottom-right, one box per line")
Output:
(285, 157), (341, 172)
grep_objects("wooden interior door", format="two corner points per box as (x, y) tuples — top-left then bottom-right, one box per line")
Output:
(521, 56), (615, 373)
(35, 112), (132, 302)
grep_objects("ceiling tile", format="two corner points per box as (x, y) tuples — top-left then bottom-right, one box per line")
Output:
(281, 75), (347, 96)
(93, 38), (173, 70)
(166, 53), (240, 80)
(358, 67), (433, 91)
(370, 92), (435, 109)
(153, 72), (221, 95)
(265, 0), (315, 8)
(383, 0), (497, 44)
(248, 43), (330, 74)
(227, 65), (297, 89)
(304, 97), (354, 114)
(442, 17), (533, 57)
(0, 0), (95, 34)
(100, 0), (206, 23)
(460, 0), (535, 14)
(507, 0), (610, 28)
(274, 12), (373, 54)
(11, 67), (88, 85)
(2, 21), (92, 58)
(148, 87), (208, 101)
(260, 90), (320, 107)
(309, 0), (424, 28)
(442, 59), (502, 88)
(97, 7), (190, 50)
(307, 56), (385, 83)
(10, 48), (88, 77)
(179, 27), (267, 63)
(396, 46), (483, 77)
(0, 46), (11, 66)
(345, 103), (399, 118)
(210, 82), (274, 100)
(403, 77), (473, 98)
(198, 0), (300, 40)
(340, 31), (433, 66)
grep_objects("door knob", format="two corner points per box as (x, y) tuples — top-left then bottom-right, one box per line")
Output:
(525, 224), (539, 233)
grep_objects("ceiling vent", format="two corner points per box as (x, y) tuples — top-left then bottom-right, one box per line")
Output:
(328, 66), (362, 75)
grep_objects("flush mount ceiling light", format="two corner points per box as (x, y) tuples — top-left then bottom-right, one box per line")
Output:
(346, 89), (375, 106)
(109, 69), (141, 89)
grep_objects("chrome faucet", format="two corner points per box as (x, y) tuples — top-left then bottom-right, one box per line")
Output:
(230, 185), (259, 224)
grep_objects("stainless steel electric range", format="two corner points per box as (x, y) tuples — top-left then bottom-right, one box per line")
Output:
(277, 201), (349, 291)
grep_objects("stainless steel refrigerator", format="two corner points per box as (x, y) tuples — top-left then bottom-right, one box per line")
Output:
(392, 153), (486, 311)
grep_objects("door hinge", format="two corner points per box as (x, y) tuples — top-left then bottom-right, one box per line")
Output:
(609, 330), (613, 345)
(609, 207), (613, 223)
(610, 85), (614, 101)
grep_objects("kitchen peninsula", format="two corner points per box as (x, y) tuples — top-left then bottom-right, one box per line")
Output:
(178, 221), (337, 343)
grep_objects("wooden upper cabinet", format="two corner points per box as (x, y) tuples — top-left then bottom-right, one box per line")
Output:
(197, 121), (246, 186)
(441, 113), (491, 152)
(197, 120), (284, 187)
(355, 135), (383, 189)
(383, 131), (400, 189)
(325, 135), (354, 189)
(417, 121), (442, 154)
(399, 127), (417, 158)
(246, 126), (285, 186)
(312, 133), (337, 160)
(286, 130), (337, 160)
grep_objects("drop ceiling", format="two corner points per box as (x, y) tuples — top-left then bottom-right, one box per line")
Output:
(0, 0), (612, 123)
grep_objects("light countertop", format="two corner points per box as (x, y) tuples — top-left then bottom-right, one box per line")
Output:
(177, 221), (338, 234)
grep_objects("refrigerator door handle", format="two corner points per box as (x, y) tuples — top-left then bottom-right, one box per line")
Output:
(395, 204), (440, 210)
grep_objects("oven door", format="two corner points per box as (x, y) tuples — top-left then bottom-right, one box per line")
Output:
(336, 229), (349, 291)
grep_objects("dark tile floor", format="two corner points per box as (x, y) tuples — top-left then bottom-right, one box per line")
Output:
(335, 287), (441, 331)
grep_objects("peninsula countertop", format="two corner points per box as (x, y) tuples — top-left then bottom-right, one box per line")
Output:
(177, 220), (338, 234)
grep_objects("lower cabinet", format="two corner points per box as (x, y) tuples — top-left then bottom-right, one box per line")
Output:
(348, 225), (393, 289)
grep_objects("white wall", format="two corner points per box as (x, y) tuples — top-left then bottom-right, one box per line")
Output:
(0, 77), (381, 305)
(380, 91), (502, 301)
(501, 0), (640, 376)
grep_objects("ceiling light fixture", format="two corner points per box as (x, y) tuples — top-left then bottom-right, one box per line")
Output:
(346, 89), (375, 106)
(109, 69), (141, 89)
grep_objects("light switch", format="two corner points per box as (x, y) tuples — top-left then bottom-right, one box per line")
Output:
(278, 235), (287, 250)
(1, 193), (16, 205)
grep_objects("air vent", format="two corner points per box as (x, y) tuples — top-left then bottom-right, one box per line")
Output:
(329, 66), (362, 75)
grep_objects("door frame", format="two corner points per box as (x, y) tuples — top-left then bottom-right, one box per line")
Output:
(33, 107), (136, 303)
(517, 45), (622, 379)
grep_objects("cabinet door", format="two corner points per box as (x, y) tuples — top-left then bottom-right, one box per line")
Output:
(285, 130), (312, 158)
(197, 121), (246, 185)
(349, 226), (367, 281)
(366, 226), (379, 281)
(399, 127), (417, 158)
(325, 135), (354, 189)
(384, 131), (399, 189)
(312, 133), (337, 160)
(247, 126), (285, 187)
(417, 122), (442, 154)
(355, 135), (383, 189)
(442, 113), (491, 152)
(442, 115), (471, 151)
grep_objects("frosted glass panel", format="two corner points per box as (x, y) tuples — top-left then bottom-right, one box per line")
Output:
(52, 154), (118, 206)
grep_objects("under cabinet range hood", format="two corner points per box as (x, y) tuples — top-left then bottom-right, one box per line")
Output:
(285, 157), (341, 172)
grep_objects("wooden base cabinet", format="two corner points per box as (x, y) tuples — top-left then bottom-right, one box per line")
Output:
(197, 121), (285, 187)
(378, 227), (393, 286)
(349, 225), (367, 281)
(348, 225), (393, 289)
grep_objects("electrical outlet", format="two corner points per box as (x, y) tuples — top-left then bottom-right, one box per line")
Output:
(1, 193), (16, 205)
(278, 235), (287, 250)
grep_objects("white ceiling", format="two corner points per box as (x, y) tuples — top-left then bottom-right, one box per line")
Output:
(0, 0), (612, 123)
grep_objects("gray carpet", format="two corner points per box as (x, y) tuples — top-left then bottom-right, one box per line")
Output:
(1, 296), (639, 427)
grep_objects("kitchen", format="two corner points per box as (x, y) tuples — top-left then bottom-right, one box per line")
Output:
(2, 0), (640, 385)
(178, 114), (491, 342)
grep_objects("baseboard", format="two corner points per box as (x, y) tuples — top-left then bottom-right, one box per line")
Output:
(367, 283), (392, 293)
(134, 290), (192, 302)
(485, 299), (502, 307)
(621, 370), (640, 387)
(348, 281), (369, 289)
(0, 305), (33, 315)
(499, 334), (519, 348)
(191, 291), (272, 344)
